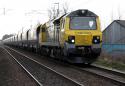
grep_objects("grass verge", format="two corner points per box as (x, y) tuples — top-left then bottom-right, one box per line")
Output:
(94, 59), (125, 72)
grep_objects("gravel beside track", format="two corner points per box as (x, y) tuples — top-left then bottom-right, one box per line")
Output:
(89, 64), (125, 83)
(0, 46), (39, 86)
(5, 45), (123, 86)
(92, 64), (125, 75)
(5, 46), (82, 86)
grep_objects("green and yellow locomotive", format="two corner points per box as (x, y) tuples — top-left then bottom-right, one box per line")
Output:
(3, 9), (102, 64)
(39, 9), (102, 64)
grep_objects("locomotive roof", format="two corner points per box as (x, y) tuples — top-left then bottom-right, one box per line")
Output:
(53, 9), (97, 24)
(67, 9), (97, 17)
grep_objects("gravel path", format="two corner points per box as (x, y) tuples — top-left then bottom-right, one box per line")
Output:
(0, 46), (39, 86)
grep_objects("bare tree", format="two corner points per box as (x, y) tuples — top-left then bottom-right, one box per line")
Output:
(111, 7), (114, 22)
(48, 9), (52, 20)
(2, 34), (14, 40)
(62, 2), (69, 14)
(48, 2), (69, 20)
(118, 5), (121, 20)
(48, 7), (57, 20)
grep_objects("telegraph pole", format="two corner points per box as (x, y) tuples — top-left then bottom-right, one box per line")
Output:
(3, 8), (5, 15)
(54, 3), (59, 17)
(0, 8), (13, 15)
(0, 8), (6, 15)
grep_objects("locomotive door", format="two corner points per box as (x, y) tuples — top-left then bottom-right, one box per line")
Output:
(59, 19), (65, 46)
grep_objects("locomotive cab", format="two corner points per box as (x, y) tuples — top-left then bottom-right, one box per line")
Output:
(58, 10), (102, 63)
(39, 9), (102, 64)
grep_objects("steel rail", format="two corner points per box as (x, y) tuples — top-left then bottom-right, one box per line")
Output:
(2, 46), (43, 86)
(6, 45), (125, 85)
(91, 64), (125, 77)
(5, 46), (84, 86)
(70, 64), (125, 85)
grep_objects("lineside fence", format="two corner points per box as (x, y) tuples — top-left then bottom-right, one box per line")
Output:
(101, 44), (125, 63)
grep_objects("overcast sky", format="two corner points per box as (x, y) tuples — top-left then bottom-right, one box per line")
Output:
(0, 0), (124, 39)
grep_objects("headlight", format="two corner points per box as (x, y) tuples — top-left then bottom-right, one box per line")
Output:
(97, 36), (100, 39)
(93, 36), (100, 44)
(68, 36), (75, 44)
(71, 39), (75, 43)
(94, 39), (97, 43)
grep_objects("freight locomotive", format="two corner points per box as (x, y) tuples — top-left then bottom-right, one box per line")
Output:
(3, 9), (102, 64)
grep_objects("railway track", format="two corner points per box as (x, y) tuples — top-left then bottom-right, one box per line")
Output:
(2, 47), (42, 86)
(4, 45), (125, 86)
(71, 64), (125, 85)
(91, 64), (125, 79)
(3, 46), (83, 86)
(46, 58), (125, 85)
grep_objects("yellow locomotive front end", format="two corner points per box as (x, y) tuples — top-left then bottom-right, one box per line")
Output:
(60, 10), (102, 63)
